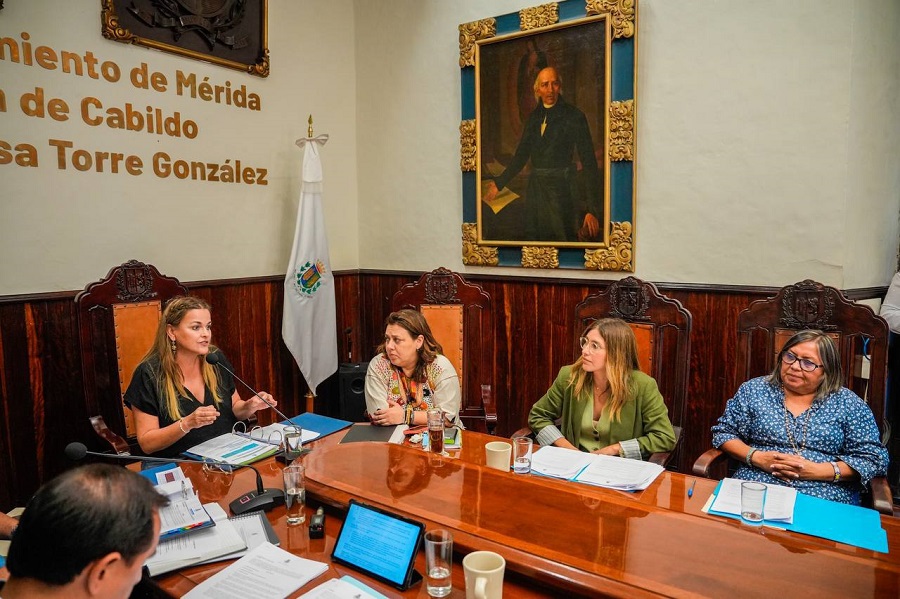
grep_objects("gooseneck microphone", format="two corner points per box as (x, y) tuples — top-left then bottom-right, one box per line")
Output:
(64, 442), (284, 516)
(206, 352), (295, 425)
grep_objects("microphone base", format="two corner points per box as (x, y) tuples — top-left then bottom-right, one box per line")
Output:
(229, 488), (285, 516)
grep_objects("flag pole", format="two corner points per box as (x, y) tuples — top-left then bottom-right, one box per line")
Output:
(284, 114), (337, 404)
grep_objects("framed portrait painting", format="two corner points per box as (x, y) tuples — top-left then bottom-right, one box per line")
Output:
(459, 0), (636, 271)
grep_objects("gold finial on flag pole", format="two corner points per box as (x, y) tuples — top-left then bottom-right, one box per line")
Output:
(308, 114), (314, 138)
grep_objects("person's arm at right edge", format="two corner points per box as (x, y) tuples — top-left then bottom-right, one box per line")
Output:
(879, 272), (900, 334)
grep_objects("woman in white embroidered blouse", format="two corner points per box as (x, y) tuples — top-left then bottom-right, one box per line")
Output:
(364, 309), (461, 427)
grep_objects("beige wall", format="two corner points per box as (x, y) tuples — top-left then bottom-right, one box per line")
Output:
(0, 0), (358, 294)
(1, 1), (898, 295)
(354, 0), (900, 287)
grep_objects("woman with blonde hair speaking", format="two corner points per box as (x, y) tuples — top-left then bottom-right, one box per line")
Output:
(124, 296), (276, 458)
(528, 318), (675, 459)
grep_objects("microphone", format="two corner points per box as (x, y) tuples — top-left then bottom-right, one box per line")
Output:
(206, 352), (295, 425)
(65, 442), (284, 516)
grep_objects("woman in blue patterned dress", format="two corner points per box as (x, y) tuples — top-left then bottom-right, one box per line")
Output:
(711, 330), (888, 505)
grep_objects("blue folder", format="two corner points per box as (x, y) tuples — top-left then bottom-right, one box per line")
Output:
(709, 480), (889, 553)
(282, 412), (353, 440)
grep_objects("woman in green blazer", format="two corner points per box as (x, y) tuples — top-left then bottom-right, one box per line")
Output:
(528, 318), (676, 459)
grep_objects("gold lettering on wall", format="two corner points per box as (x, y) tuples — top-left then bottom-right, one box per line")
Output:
(0, 31), (269, 184)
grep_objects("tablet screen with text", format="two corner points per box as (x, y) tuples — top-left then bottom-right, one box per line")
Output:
(331, 500), (425, 590)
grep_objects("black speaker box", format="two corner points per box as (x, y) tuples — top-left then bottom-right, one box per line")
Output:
(338, 362), (368, 422)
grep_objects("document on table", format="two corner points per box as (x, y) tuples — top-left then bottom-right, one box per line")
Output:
(183, 542), (328, 599)
(153, 468), (215, 539)
(298, 576), (387, 599)
(708, 478), (797, 523)
(575, 454), (665, 490)
(530, 446), (595, 480)
(183, 432), (279, 465)
(529, 446), (664, 491)
(146, 503), (246, 576)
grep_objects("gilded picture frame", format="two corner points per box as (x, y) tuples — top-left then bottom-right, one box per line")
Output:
(101, 0), (270, 78)
(459, 0), (636, 271)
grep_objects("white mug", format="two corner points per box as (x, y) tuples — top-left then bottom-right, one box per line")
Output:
(484, 441), (512, 472)
(463, 550), (505, 599)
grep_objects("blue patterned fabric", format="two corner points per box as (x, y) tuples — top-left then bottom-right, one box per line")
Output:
(711, 377), (888, 505)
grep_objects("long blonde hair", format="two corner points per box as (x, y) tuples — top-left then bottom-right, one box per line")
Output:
(143, 296), (223, 420)
(567, 318), (640, 421)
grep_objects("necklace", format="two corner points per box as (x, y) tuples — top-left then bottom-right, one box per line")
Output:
(782, 398), (812, 455)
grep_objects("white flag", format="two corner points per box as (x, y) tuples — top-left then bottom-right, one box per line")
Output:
(282, 135), (338, 394)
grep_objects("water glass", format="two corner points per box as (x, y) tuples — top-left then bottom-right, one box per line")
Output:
(512, 437), (533, 474)
(283, 425), (303, 461)
(740, 481), (766, 524)
(425, 529), (453, 597)
(283, 464), (305, 525)
(427, 408), (445, 455)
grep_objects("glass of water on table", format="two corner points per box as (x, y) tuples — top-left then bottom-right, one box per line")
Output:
(424, 528), (453, 597)
(282, 464), (305, 525)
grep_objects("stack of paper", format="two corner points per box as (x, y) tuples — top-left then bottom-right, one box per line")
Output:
(183, 432), (279, 465)
(529, 446), (664, 491)
(299, 576), (388, 599)
(152, 467), (215, 539)
(146, 503), (247, 575)
(708, 478), (797, 523)
(183, 542), (328, 599)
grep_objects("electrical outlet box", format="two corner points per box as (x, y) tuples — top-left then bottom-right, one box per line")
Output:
(854, 355), (871, 380)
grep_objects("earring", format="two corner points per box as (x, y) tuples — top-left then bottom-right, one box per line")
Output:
(169, 338), (177, 355)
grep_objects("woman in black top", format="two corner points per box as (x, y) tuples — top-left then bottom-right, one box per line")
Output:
(124, 296), (276, 458)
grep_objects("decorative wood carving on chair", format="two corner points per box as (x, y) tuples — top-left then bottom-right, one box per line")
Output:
(76, 260), (188, 454)
(392, 267), (497, 434)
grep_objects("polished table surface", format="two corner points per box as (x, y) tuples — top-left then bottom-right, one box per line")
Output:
(155, 428), (900, 598)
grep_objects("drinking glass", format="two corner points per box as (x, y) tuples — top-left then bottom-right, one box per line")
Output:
(512, 436), (533, 474)
(425, 529), (453, 597)
(427, 408), (445, 455)
(283, 464), (305, 525)
(740, 481), (766, 524)
(283, 425), (303, 462)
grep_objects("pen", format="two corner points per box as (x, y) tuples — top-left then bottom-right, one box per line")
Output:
(687, 480), (696, 498)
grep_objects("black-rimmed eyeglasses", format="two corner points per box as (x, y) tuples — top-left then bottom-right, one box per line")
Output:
(781, 350), (823, 372)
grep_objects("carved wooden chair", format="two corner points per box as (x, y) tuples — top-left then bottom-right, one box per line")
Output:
(392, 267), (497, 434)
(692, 279), (893, 514)
(513, 276), (692, 469)
(76, 260), (188, 454)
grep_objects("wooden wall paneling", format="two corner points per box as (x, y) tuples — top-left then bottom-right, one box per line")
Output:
(0, 302), (34, 507)
(0, 275), (886, 507)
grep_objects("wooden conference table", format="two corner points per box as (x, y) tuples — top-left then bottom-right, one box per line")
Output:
(152, 428), (900, 598)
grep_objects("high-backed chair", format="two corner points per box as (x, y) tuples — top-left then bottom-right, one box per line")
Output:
(512, 277), (691, 468)
(693, 279), (893, 514)
(76, 260), (188, 454)
(575, 277), (692, 468)
(391, 267), (496, 434)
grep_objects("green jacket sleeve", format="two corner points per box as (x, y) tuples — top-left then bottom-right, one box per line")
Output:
(630, 373), (676, 456)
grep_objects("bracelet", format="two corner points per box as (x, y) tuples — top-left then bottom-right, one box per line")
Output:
(178, 419), (188, 434)
(745, 448), (757, 467)
(830, 461), (841, 483)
